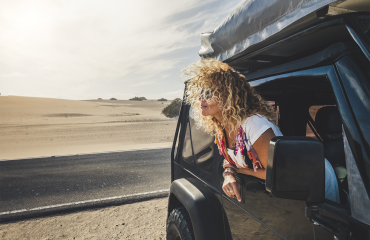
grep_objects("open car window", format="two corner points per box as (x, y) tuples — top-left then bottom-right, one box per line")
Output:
(254, 71), (352, 207)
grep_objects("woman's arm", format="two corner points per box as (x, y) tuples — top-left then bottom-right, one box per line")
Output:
(222, 128), (275, 200)
(237, 168), (266, 179)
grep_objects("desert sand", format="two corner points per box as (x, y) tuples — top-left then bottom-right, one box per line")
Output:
(0, 198), (168, 240)
(0, 96), (177, 160)
(0, 96), (177, 239)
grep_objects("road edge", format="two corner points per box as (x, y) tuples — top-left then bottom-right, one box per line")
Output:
(0, 189), (169, 224)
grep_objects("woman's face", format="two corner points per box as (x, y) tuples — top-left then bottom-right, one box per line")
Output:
(200, 97), (222, 118)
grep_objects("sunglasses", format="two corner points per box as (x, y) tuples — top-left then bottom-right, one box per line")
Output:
(200, 89), (213, 100)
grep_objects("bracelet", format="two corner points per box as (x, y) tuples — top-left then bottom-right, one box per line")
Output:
(223, 168), (236, 178)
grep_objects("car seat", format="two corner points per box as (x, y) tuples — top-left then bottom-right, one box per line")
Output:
(315, 106), (349, 205)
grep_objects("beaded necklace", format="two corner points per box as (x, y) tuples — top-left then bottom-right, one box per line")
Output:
(215, 125), (261, 171)
(214, 130), (236, 165)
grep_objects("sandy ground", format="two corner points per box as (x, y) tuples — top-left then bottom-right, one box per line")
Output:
(0, 96), (177, 239)
(0, 96), (177, 160)
(0, 198), (168, 240)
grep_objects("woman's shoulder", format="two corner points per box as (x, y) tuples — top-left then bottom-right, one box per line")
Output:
(242, 114), (282, 144)
(242, 114), (270, 134)
(243, 114), (269, 126)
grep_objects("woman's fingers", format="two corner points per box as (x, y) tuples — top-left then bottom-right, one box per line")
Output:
(225, 183), (241, 201)
(222, 176), (234, 198)
(232, 182), (242, 202)
(224, 188), (234, 198)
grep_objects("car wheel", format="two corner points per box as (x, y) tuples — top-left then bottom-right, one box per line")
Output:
(166, 207), (195, 240)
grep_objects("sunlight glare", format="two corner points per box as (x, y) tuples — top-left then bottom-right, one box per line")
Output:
(4, 3), (56, 39)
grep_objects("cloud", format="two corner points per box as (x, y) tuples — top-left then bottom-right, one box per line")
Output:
(131, 81), (156, 87)
(1, 72), (28, 77)
(41, 66), (57, 71)
(0, 0), (245, 99)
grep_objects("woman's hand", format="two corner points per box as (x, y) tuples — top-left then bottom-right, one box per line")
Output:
(222, 160), (242, 201)
(222, 172), (242, 202)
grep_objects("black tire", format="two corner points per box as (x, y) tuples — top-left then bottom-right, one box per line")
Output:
(166, 207), (195, 240)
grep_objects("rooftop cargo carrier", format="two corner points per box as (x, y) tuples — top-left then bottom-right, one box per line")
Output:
(199, 0), (370, 73)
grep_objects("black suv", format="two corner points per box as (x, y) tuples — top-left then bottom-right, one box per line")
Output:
(167, 1), (370, 239)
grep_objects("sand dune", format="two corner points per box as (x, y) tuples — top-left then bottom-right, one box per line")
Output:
(0, 96), (177, 160)
(0, 96), (177, 239)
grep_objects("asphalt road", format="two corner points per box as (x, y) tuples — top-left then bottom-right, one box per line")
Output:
(0, 148), (171, 216)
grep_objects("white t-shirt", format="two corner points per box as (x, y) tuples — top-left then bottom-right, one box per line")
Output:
(226, 114), (282, 170)
(242, 114), (282, 147)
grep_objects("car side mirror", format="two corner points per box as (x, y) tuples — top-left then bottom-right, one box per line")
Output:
(265, 136), (325, 203)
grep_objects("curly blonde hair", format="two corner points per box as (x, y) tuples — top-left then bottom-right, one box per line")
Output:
(183, 59), (275, 136)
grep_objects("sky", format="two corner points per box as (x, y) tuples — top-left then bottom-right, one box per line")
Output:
(0, 0), (245, 100)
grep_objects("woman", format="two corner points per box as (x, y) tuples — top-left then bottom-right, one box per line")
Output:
(183, 59), (339, 203)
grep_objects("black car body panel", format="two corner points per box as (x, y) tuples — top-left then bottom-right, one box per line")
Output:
(168, 178), (222, 240)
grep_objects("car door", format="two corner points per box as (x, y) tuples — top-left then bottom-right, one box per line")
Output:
(220, 130), (316, 239)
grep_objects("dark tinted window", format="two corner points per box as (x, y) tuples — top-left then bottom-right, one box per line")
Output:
(181, 107), (214, 173)
(182, 119), (194, 165)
